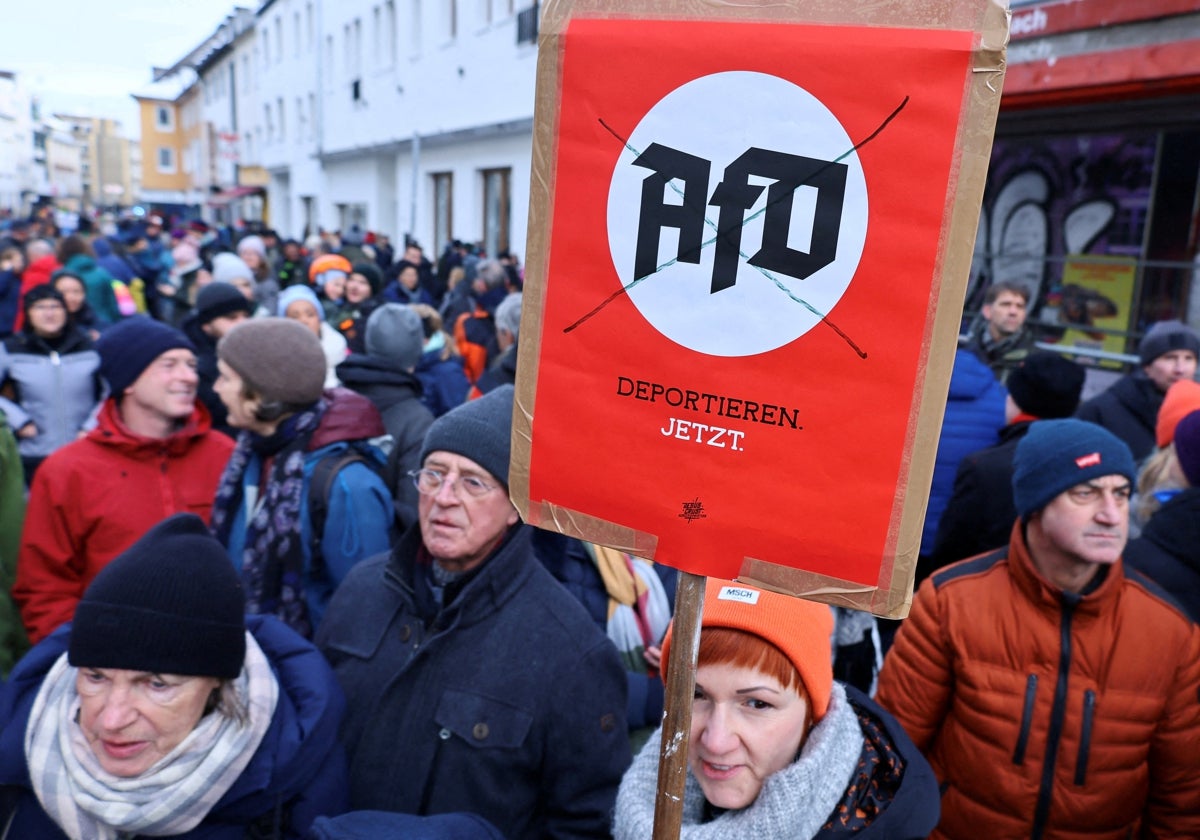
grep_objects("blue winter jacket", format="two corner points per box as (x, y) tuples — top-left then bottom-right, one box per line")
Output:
(0, 615), (349, 839)
(0, 269), (20, 337)
(415, 346), (470, 417)
(308, 810), (504, 839)
(221, 392), (395, 633)
(317, 524), (632, 840)
(920, 348), (1006, 555)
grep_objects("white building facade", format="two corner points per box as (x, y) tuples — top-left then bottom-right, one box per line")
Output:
(0, 71), (36, 213)
(248, 0), (539, 257)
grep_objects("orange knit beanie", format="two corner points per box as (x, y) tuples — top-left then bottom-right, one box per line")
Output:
(1156, 379), (1200, 448)
(661, 577), (834, 720)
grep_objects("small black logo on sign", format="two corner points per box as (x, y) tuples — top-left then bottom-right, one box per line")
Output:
(679, 498), (707, 524)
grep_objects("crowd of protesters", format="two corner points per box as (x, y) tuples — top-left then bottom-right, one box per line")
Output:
(0, 207), (1196, 839)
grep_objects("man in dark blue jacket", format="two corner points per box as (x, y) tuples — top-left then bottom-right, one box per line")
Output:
(317, 385), (631, 839)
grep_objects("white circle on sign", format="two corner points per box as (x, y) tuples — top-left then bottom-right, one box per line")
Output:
(606, 71), (868, 357)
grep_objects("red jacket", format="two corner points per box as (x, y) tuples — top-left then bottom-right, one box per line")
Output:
(876, 522), (1200, 839)
(13, 399), (234, 643)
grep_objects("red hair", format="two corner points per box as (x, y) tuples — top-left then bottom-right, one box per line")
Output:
(697, 627), (804, 695)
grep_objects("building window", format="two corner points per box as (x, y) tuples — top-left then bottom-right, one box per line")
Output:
(385, 1), (397, 65)
(354, 18), (363, 76)
(275, 16), (283, 62)
(482, 167), (510, 256)
(440, 0), (457, 41)
(155, 106), (173, 132)
(373, 6), (382, 65)
(278, 98), (286, 142)
(517, 3), (538, 44)
(409, 0), (422, 57)
(294, 11), (302, 57)
(433, 172), (453, 252)
(262, 30), (270, 67)
(157, 146), (176, 173)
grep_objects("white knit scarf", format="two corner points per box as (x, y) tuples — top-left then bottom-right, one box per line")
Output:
(24, 632), (279, 840)
(614, 682), (863, 840)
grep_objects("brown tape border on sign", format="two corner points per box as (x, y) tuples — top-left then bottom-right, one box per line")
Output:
(512, 0), (1011, 620)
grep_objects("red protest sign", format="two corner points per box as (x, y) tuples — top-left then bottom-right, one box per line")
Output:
(512, 3), (1007, 617)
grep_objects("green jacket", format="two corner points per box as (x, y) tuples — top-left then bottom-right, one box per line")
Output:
(0, 411), (27, 675)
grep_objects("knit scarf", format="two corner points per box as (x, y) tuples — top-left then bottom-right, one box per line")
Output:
(24, 632), (278, 840)
(613, 682), (863, 840)
(587, 544), (672, 675)
(211, 402), (325, 637)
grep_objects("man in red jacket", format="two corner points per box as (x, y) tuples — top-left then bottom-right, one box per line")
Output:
(877, 419), (1200, 839)
(13, 316), (234, 643)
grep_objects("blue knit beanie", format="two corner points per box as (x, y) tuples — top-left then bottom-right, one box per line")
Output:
(96, 315), (196, 396)
(1012, 419), (1137, 519)
(277, 284), (325, 320)
(420, 384), (514, 486)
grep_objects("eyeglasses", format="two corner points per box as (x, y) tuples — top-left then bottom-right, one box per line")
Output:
(29, 302), (65, 313)
(409, 468), (499, 498)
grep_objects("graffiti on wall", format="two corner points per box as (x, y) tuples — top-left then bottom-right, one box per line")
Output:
(965, 133), (1157, 349)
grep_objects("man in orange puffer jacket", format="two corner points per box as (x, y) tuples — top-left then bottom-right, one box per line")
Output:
(877, 419), (1200, 840)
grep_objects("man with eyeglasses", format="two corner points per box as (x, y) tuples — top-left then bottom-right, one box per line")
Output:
(876, 419), (1200, 839)
(317, 384), (631, 839)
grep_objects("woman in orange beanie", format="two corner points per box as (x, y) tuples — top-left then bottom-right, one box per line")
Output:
(613, 577), (938, 839)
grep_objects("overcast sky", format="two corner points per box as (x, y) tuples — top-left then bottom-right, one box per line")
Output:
(4, 0), (244, 137)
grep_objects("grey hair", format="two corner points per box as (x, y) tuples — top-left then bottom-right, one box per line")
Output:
(26, 239), (56, 260)
(476, 259), (508, 290)
(495, 292), (523, 340)
(205, 679), (249, 725)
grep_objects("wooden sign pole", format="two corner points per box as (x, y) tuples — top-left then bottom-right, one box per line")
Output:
(652, 571), (705, 840)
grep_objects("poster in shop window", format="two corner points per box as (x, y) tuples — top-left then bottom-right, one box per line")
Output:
(510, 0), (1009, 618)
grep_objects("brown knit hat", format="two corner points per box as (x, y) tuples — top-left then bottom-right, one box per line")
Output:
(218, 317), (326, 405)
(661, 577), (834, 721)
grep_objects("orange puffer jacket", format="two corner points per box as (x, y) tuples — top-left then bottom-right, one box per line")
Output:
(876, 522), (1200, 840)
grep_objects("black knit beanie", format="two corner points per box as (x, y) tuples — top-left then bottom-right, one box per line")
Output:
(420, 384), (514, 486)
(69, 514), (246, 678)
(21, 283), (65, 319)
(1006, 351), (1086, 419)
(1139, 321), (1200, 366)
(351, 261), (383, 296)
(95, 315), (196, 396)
(218, 317), (327, 405)
(195, 281), (252, 326)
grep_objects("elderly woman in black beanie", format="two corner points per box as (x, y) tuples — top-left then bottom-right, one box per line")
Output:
(0, 513), (348, 838)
